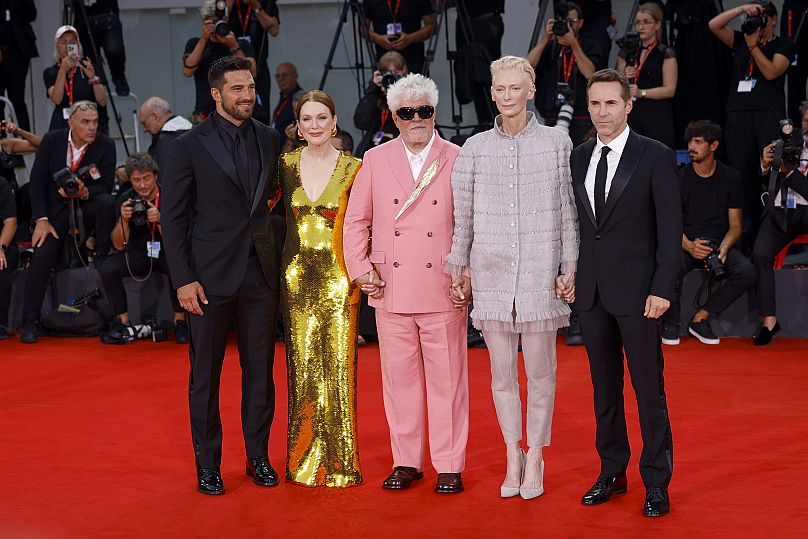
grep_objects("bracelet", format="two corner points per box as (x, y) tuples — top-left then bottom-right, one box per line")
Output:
(748, 44), (758, 53)
(88, 76), (101, 85)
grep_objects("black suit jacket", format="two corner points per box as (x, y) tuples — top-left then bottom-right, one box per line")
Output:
(28, 129), (116, 221)
(571, 129), (682, 315)
(161, 116), (281, 297)
(5, 0), (38, 58)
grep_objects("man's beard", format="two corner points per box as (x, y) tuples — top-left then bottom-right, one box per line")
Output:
(222, 97), (255, 121)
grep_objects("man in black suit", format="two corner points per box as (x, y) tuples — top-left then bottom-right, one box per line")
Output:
(161, 55), (281, 496)
(20, 100), (116, 344)
(568, 69), (681, 517)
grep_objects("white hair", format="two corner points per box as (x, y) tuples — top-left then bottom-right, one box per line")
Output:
(141, 96), (172, 115)
(386, 73), (439, 112)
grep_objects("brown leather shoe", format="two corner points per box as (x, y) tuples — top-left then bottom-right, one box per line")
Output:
(435, 472), (464, 494)
(382, 466), (424, 490)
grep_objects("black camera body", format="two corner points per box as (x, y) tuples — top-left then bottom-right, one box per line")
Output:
(0, 149), (14, 170)
(552, 3), (570, 37)
(53, 163), (98, 198)
(741, 13), (768, 36)
(700, 239), (727, 281)
(214, 0), (230, 37)
(130, 197), (148, 227)
(773, 119), (802, 171)
(381, 71), (402, 90)
(616, 33), (641, 64)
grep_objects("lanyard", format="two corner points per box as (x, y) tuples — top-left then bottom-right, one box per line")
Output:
(68, 142), (88, 172)
(633, 40), (657, 84)
(560, 46), (575, 84)
(235, 0), (252, 35)
(386, 0), (401, 23)
(148, 188), (160, 239)
(273, 95), (290, 123)
(379, 109), (390, 131)
(64, 66), (77, 106)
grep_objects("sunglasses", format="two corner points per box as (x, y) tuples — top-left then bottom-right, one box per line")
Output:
(395, 105), (435, 121)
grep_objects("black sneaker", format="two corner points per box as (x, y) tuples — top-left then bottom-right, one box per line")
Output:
(688, 319), (719, 345)
(661, 324), (680, 345)
(113, 76), (130, 96)
(174, 320), (189, 344)
(19, 320), (38, 344)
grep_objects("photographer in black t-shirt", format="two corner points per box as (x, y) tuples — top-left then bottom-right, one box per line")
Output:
(709, 1), (793, 237)
(528, 2), (604, 147)
(98, 153), (186, 344)
(661, 120), (756, 346)
(362, 0), (435, 75)
(353, 51), (407, 156)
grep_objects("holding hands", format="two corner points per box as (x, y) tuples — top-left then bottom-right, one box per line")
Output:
(356, 266), (386, 299)
(449, 275), (472, 308)
(555, 272), (576, 304)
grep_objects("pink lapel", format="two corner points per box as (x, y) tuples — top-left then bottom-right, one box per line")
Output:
(387, 138), (415, 196)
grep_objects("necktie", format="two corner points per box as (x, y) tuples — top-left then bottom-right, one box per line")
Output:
(234, 130), (251, 199)
(594, 146), (611, 225)
(411, 154), (422, 182)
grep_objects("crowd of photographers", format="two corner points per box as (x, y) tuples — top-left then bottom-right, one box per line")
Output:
(0, 0), (807, 346)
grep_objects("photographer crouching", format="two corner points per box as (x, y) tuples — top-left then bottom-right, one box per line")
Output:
(99, 153), (187, 344)
(528, 2), (604, 146)
(752, 106), (808, 345)
(661, 120), (756, 346)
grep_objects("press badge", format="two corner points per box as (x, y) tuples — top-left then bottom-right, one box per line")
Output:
(5, 10), (10, 22)
(386, 22), (402, 36)
(737, 79), (755, 92)
(147, 241), (161, 259)
(372, 131), (385, 143)
(62, 108), (71, 120)
(241, 35), (252, 44)
(786, 193), (797, 209)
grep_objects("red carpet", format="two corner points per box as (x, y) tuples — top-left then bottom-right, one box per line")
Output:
(1, 336), (806, 537)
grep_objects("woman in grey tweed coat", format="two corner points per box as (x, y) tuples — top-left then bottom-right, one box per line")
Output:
(445, 56), (579, 500)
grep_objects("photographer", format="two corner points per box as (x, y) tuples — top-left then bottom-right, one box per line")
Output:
(44, 25), (109, 134)
(1, 120), (41, 155)
(362, 0), (435, 75)
(182, 0), (257, 121)
(138, 96), (192, 174)
(353, 51), (407, 156)
(272, 62), (303, 151)
(752, 105), (808, 345)
(0, 176), (17, 339)
(99, 153), (186, 344)
(709, 1), (792, 234)
(617, 3), (678, 150)
(0, 0), (38, 131)
(19, 101), (116, 344)
(71, 0), (129, 96)
(528, 2), (604, 146)
(661, 120), (756, 346)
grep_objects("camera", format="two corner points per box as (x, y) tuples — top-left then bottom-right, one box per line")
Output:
(0, 149), (13, 170)
(772, 119), (802, 171)
(381, 71), (402, 90)
(741, 13), (768, 36)
(130, 197), (148, 227)
(553, 82), (575, 134)
(616, 33), (641, 64)
(214, 0), (230, 37)
(700, 239), (727, 281)
(52, 163), (99, 198)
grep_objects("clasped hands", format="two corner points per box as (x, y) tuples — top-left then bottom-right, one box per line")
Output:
(555, 272), (576, 304)
(355, 266), (386, 299)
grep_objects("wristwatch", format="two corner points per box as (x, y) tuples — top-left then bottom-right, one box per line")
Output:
(641, 90), (647, 98)
(255, 7), (262, 14)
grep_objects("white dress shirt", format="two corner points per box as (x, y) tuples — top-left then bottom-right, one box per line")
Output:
(403, 131), (436, 182)
(763, 143), (808, 207)
(66, 130), (89, 169)
(584, 125), (631, 219)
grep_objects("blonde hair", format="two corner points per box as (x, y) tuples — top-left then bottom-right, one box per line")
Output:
(637, 3), (665, 42)
(490, 55), (536, 85)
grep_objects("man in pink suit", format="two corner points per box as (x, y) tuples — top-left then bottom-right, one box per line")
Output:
(343, 73), (470, 494)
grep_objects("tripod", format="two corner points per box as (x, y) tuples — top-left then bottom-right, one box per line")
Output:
(319, 0), (377, 101)
(62, 0), (130, 157)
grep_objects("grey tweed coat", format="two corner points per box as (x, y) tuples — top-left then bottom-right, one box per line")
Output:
(444, 113), (579, 332)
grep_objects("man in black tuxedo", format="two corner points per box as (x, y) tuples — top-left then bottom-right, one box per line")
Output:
(568, 69), (681, 517)
(161, 55), (281, 496)
(20, 100), (116, 344)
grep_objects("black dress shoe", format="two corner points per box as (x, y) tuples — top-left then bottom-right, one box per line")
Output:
(581, 474), (628, 505)
(246, 456), (280, 487)
(644, 486), (670, 517)
(754, 321), (781, 346)
(382, 466), (424, 490)
(435, 472), (464, 494)
(197, 467), (225, 495)
(174, 320), (189, 344)
(19, 320), (38, 344)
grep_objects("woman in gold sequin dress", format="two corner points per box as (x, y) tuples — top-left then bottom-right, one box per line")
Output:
(276, 90), (363, 487)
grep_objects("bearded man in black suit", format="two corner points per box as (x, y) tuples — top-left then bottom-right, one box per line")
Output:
(161, 55), (281, 496)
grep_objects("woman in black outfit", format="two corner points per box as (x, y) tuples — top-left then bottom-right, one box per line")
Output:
(353, 51), (408, 157)
(617, 3), (678, 149)
(43, 25), (109, 134)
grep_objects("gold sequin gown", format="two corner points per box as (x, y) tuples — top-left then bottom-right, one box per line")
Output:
(277, 148), (362, 487)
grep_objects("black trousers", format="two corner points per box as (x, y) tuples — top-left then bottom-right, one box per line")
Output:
(22, 195), (116, 322)
(456, 11), (504, 127)
(579, 291), (674, 488)
(75, 14), (127, 83)
(188, 255), (279, 468)
(0, 45), (32, 130)
(0, 245), (19, 328)
(663, 247), (756, 327)
(752, 206), (808, 316)
(98, 249), (181, 316)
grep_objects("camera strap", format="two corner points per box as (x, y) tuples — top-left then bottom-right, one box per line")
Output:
(386, 0), (401, 23)
(560, 46), (575, 84)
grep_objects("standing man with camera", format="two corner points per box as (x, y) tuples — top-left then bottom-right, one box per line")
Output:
(661, 120), (756, 346)
(162, 56), (282, 495)
(19, 101), (116, 344)
(529, 2), (604, 147)
(752, 104), (808, 345)
(98, 153), (187, 345)
(71, 0), (129, 96)
(709, 1), (792, 240)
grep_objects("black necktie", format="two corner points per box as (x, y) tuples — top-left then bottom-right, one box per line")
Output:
(234, 130), (251, 198)
(594, 146), (611, 225)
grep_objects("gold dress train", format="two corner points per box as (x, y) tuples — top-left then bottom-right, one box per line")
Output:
(277, 148), (362, 487)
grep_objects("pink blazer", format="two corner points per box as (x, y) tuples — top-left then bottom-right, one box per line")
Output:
(343, 133), (461, 314)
